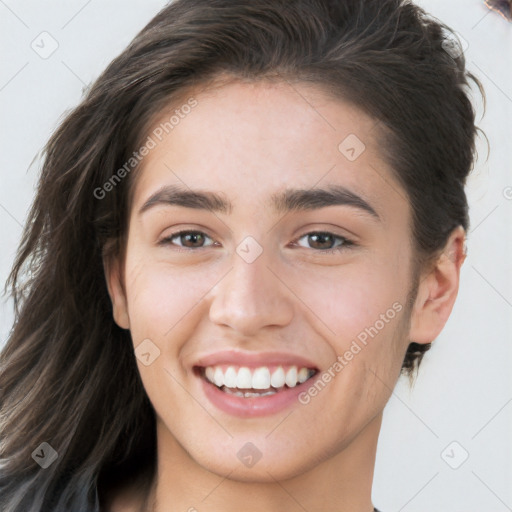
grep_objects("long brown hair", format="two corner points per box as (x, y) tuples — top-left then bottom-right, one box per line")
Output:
(0, 0), (484, 510)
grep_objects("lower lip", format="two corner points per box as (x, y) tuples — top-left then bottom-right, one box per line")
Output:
(199, 374), (316, 418)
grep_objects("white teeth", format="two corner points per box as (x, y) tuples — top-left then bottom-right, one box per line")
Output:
(213, 367), (224, 387)
(285, 366), (298, 388)
(205, 366), (215, 382)
(223, 387), (277, 398)
(270, 366), (286, 388)
(252, 367), (271, 389)
(298, 367), (309, 384)
(224, 366), (238, 388)
(236, 367), (252, 388)
(203, 364), (315, 391)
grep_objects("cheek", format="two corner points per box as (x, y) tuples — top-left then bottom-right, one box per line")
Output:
(124, 254), (219, 341)
(122, 256), (221, 401)
(293, 258), (408, 346)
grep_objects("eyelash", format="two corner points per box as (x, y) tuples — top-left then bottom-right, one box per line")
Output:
(158, 230), (355, 254)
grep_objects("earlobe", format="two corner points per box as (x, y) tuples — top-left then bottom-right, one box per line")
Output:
(408, 226), (466, 345)
(103, 252), (131, 330)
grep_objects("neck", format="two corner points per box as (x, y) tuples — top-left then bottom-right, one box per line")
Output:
(147, 413), (382, 512)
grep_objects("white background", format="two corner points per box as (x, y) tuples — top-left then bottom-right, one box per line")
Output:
(0, 1), (511, 511)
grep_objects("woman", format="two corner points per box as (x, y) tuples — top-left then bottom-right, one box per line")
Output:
(0, 0), (484, 511)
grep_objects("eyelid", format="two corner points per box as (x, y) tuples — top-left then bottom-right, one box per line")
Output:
(291, 219), (362, 241)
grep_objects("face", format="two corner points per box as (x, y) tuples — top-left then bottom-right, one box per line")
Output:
(106, 78), (442, 483)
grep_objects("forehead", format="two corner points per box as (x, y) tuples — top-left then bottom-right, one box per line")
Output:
(131, 79), (408, 225)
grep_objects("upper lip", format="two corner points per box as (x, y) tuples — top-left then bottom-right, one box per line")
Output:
(193, 350), (318, 369)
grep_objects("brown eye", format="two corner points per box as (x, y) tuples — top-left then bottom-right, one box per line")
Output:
(159, 231), (215, 249)
(295, 231), (354, 253)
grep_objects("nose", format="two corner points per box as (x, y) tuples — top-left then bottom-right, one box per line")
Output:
(208, 247), (294, 336)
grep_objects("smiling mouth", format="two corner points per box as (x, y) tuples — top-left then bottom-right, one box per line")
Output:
(195, 364), (318, 398)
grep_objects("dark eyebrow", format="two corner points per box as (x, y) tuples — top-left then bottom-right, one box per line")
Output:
(138, 185), (232, 215)
(138, 183), (380, 220)
(270, 185), (380, 220)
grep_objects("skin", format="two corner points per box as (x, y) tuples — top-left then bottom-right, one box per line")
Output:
(104, 78), (466, 512)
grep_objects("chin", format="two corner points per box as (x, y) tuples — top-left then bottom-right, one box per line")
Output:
(190, 438), (330, 484)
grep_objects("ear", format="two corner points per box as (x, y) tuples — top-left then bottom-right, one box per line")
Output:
(103, 251), (131, 330)
(408, 226), (467, 344)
